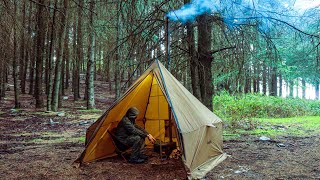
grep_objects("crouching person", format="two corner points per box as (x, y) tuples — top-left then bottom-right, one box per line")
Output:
(115, 107), (156, 164)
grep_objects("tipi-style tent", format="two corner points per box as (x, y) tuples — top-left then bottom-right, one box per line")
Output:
(75, 60), (227, 179)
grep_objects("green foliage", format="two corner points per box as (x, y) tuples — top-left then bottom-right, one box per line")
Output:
(213, 91), (320, 120)
(224, 116), (320, 140)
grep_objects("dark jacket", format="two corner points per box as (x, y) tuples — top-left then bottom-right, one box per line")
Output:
(115, 116), (149, 142)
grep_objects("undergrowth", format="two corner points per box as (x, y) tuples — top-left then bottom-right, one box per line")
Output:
(223, 116), (320, 140)
(213, 91), (320, 120)
(213, 92), (320, 138)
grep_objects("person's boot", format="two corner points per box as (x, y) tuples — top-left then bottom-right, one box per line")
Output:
(128, 157), (145, 164)
(138, 153), (149, 160)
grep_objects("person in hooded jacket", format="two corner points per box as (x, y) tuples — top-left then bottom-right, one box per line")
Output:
(115, 107), (156, 163)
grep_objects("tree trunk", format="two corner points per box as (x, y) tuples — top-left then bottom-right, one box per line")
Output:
(315, 80), (319, 100)
(289, 80), (294, 97)
(253, 64), (258, 93)
(296, 79), (299, 98)
(29, 37), (36, 95)
(255, 61), (261, 93)
(0, 60), (2, 100)
(270, 66), (277, 96)
(63, 19), (70, 91)
(47, 0), (58, 111)
(45, 1), (55, 96)
(0, 57), (5, 98)
(64, 28), (70, 90)
(262, 62), (267, 95)
(72, 15), (77, 98)
(86, 1), (96, 109)
(244, 69), (251, 93)
(35, 0), (45, 108)
(106, 57), (111, 92)
(197, 14), (213, 109)
(20, 0), (27, 94)
(74, 0), (83, 101)
(26, 1), (33, 95)
(13, 1), (20, 108)
(186, 20), (199, 99)
(94, 44), (99, 81)
(302, 79), (306, 99)
(62, 10), (70, 92)
(52, 0), (68, 112)
(114, 1), (121, 99)
(278, 74), (282, 97)
(0, 31), (8, 99)
(96, 43), (102, 80)
(61, 53), (65, 96)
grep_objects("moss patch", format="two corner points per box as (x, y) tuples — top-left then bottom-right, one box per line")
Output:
(32, 111), (61, 117)
(78, 113), (101, 120)
(77, 108), (102, 113)
(30, 137), (66, 143)
(71, 136), (86, 143)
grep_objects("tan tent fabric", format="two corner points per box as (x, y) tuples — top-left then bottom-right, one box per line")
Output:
(75, 60), (226, 179)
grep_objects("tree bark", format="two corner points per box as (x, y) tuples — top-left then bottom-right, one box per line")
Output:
(186, 20), (199, 99)
(301, 79), (306, 99)
(114, 1), (121, 99)
(52, 0), (68, 111)
(72, 14), (77, 98)
(253, 64), (258, 93)
(86, 1), (96, 109)
(0, 31), (8, 99)
(289, 80), (294, 97)
(0, 60), (2, 99)
(244, 69), (251, 93)
(47, 0), (58, 111)
(257, 62), (261, 93)
(279, 73), (283, 97)
(63, 24), (70, 90)
(13, 1), (20, 108)
(61, 52), (65, 96)
(315, 80), (319, 100)
(296, 79), (299, 98)
(197, 14), (213, 109)
(262, 62), (267, 95)
(94, 43), (99, 81)
(74, 0), (83, 101)
(20, 0), (27, 94)
(63, 16), (70, 91)
(96, 43), (101, 80)
(270, 66), (277, 96)
(34, 0), (45, 108)
(29, 32), (36, 96)
(106, 56), (111, 92)
(29, 37), (36, 95)
(0, 58), (5, 98)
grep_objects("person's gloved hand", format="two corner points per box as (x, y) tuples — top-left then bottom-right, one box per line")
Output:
(147, 134), (156, 144)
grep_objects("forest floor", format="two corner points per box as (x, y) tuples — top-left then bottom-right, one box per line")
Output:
(1, 81), (320, 179)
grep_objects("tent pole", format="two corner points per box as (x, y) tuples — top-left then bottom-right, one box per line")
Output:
(168, 107), (173, 142)
(157, 81), (163, 160)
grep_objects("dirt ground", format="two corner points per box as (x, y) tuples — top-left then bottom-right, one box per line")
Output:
(1, 82), (320, 179)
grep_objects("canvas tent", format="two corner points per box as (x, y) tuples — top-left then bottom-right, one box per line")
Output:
(75, 60), (227, 179)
